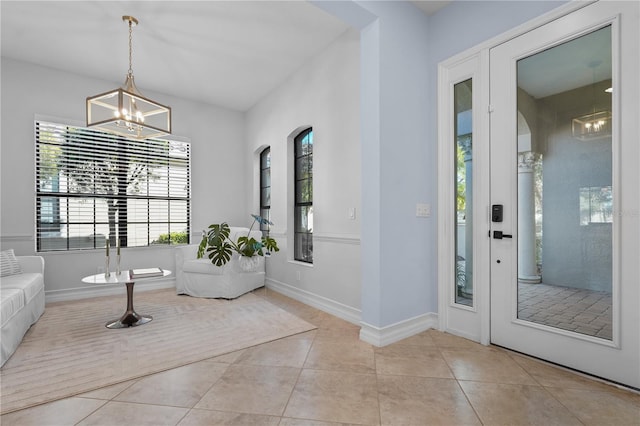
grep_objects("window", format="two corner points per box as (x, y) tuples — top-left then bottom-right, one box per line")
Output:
(259, 147), (271, 233)
(294, 128), (313, 263)
(580, 186), (613, 225)
(454, 79), (473, 307)
(35, 121), (190, 252)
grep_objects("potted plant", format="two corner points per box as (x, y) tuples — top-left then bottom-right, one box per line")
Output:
(197, 214), (279, 269)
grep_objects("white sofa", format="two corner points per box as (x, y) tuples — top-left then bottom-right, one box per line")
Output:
(175, 227), (265, 299)
(1, 255), (46, 367)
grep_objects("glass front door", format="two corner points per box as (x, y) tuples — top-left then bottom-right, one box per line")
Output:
(489, 1), (639, 389)
(515, 26), (613, 340)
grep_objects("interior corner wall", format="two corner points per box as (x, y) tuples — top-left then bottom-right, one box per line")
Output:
(354, 0), (569, 330)
(0, 57), (246, 298)
(245, 29), (362, 319)
(356, 1), (435, 329)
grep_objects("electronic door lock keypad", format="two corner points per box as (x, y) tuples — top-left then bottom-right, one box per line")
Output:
(492, 204), (503, 222)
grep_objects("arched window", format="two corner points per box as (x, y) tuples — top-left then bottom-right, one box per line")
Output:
(259, 147), (271, 233)
(294, 128), (313, 263)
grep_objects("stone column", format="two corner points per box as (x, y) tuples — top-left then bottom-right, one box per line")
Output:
(460, 136), (473, 296)
(518, 152), (541, 284)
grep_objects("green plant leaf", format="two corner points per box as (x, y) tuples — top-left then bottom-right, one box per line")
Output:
(197, 234), (208, 259)
(207, 222), (230, 247)
(262, 236), (279, 253)
(237, 236), (260, 257)
(207, 241), (233, 266)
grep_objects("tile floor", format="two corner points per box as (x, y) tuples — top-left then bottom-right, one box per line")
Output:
(2, 287), (638, 426)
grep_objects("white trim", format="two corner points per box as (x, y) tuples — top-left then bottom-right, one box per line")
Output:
(265, 277), (361, 325)
(313, 233), (360, 245)
(360, 312), (438, 347)
(269, 231), (360, 245)
(45, 277), (175, 303)
(437, 52), (488, 345)
(438, 1), (594, 70)
(436, 0), (598, 348)
(0, 235), (34, 242)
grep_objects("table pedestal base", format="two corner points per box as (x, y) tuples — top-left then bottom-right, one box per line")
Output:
(106, 312), (153, 329)
(105, 281), (153, 329)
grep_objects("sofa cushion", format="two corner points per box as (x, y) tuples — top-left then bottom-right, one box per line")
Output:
(0, 273), (44, 304)
(0, 249), (22, 277)
(182, 258), (227, 275)
(0, 288), (24, 327)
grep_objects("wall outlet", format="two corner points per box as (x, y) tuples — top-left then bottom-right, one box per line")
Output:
(296, 271), (301, 281)
(348, 207), (356, 220)
(416, 203), (431, 218)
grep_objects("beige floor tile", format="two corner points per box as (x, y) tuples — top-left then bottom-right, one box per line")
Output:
(195, 364), (300, 416)
(279, 419), (358, 426)
(441, 348), (537, 384)
(375, 345), (453, 378)
(284, 369), (379, 425)
(460, 381), (582, 425)
(509, 352), (625, 392)
(208, 349), (247, 364)
(0, 397), (106, 426)
(304, 338), (375, 374)
(77, 400), (189, 425)
(114, 361), (228, 407)
(546, 387), (640, 425)
(315, 316), (361, 339)
(427, 330), (488, 350)
(377, 375), (480, 426)
(5, 287), (640, 426)
(392, 330), (437, 347)
(76, 379), (138, 400)
(178, 408), (280, 425)
(235, 334), (313, 368)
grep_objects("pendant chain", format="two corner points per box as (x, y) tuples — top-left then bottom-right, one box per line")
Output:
(128, 20), (134, 77)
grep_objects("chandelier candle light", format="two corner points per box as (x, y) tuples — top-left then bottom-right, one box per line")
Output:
(86, 16), (171, 140)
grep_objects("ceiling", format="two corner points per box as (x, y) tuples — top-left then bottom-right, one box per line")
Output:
(1, 1), (449, 112)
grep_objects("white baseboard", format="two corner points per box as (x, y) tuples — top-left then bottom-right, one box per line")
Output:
(360, 312), (439, 347)
(265, 278), (361, 325)
(45, 278), (176, 303)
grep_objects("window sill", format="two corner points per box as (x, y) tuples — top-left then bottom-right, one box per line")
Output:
(287, 260), (314, 268)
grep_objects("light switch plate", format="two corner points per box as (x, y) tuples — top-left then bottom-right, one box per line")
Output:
(416, 203), (431, 217)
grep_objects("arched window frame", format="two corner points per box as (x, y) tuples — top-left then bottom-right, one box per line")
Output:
(294, 128), (313, 263)
(259, 147), (271, 233)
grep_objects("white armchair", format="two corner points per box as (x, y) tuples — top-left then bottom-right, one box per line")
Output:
(175, 227), (265, 299)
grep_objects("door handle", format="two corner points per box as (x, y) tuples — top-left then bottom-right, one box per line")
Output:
(493, 231), (512, 239)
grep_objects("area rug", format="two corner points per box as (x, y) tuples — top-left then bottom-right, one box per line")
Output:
(0, 288), (316, 414)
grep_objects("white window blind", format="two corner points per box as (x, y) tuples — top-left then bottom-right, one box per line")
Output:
(35, 120), (190, 252)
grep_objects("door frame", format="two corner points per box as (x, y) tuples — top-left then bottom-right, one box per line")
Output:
(438, 0), (639, 388)
(437, 1), (594, 343)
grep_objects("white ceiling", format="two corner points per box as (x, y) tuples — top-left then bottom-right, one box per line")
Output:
(1, 1), (449, 112)
(411, 0), (451, 16)
(1, 1), (347, 111)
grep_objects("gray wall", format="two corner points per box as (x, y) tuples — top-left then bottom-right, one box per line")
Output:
(0, 58), (246, 298)
(538, 81), (613, 291)
(245, 29), (362, 316)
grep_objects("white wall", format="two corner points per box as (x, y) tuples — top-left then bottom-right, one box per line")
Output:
(245, 29), (362, 320)
(0, 58), (246, 299)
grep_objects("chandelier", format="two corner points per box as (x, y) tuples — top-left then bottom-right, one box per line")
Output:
(571, 60), (611, 142)
(86, 16), (171, 139)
